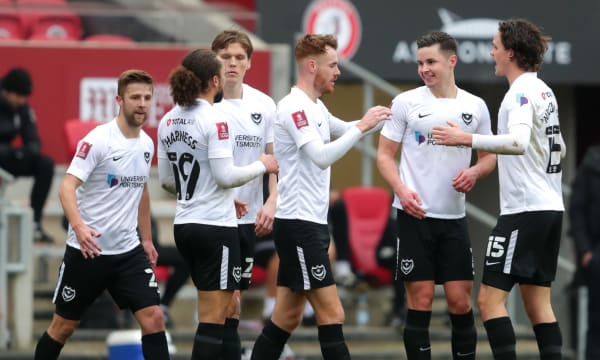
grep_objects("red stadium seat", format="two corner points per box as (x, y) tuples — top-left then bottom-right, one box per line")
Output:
(63, 119), (103, 157)
(0, 13), (25, 40)
(154, 265), (170, 282)
(342, 186), (393, 286)
(29, 13), (81, 40)
(16, 0), (66, 4)
(250, 264), (267, 286)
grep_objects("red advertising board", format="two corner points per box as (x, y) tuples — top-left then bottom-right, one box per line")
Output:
(0, 43), (271, 164)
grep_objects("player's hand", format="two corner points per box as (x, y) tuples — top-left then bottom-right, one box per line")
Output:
(141, 241), (158, 268)
(396, 185), (426, 220)
(234, 199), (249, 219)
(356, 106), (392, 133)
(432, 121), (468, 146)
(73, 223), (102, 259)
(259, 154), (279, 174)
(453, 168), (478, 193)
(255, 200), (275, 237)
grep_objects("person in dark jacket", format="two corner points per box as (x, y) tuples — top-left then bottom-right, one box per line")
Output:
(0, 67), (55, 242)
(569, 145), (600, 360)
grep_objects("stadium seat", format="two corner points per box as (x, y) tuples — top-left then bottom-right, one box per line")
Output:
(29, 13), (81, 40)
(341, 186), (393, 286)
(63, 119), (103, 158)
(0, 13), (25, 40)
(250, 264), (267, 286)
(16, 0), (66, 4)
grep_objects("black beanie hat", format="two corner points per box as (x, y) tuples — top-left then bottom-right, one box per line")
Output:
(1, 68), (33, 96)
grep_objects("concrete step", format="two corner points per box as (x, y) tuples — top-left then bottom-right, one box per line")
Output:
(1, 326), (569, 360)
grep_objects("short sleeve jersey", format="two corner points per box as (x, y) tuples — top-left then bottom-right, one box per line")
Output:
(215, 84), (275, 225)
(275, 87), (334, 224)
(66, 119), (154, 254)
(497, 72), (564, 214)
(381, 86), (492, 218)
(157, 99), (237, 226)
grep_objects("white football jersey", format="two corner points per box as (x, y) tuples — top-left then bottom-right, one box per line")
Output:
(66, 119), (154, 254)
(275, 87), (349, 224)
(381, 86), (492, 218)
(215, 84), (275, 225)
(497, 72), (564, 214)
(157, 99), (237, 226)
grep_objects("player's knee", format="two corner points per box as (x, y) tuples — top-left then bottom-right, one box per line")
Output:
(274, 305), (304, 330)
(138, 306), (166, 333)
(323, 305), (345, 324)
(446, 296), (472, 314)
(409, 292), (434, 310)
(48, 320), (77, 343)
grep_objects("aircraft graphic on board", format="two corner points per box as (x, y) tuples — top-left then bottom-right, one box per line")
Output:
(438, 8), (499, 39)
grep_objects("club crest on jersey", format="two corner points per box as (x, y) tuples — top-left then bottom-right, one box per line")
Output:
(461, 113), (473, 126)
(311, 264), (326, 281)
(292, 110), (308, 129)
(232, 267), (242, 283)
(144, 152), (151, 163)
(76, 142), (92, 159)
(251, 113), (263, 125)
(62, 286), (76, 302)
(216, 122), (229, 140)
(400, 259), (414, 275)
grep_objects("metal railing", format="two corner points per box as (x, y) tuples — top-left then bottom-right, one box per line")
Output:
(0, 168), (33, 350)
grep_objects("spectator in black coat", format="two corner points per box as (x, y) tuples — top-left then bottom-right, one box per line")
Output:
(0, 67), (54, 242)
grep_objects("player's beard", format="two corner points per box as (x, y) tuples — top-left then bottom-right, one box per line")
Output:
(123, 106), (147, 128)
(315, 71), (335, 95)
(213, 89), (224, 103)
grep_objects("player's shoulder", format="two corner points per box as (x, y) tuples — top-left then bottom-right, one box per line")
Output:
(243, 84), (276, 110)
(390, 86), (427, 110)
(139, 128), (154, 146)
(86, 120), (112, 142)
(393, 86), (427, 103)
(277, 88), (306, 112)
(457, 88), (487, 107)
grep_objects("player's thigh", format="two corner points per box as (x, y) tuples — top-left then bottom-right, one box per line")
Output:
(307, 284), (344, 324)
(273, 218), (333, 291)
(175, 223), (241, 291)
(237, 224), (257, 290)
(197, 289), (234, 323)
(396, 210), (435, 281)
(436, 218), (474, 283)
(108, 246), (160, 313)
(53, 246), (111, 320)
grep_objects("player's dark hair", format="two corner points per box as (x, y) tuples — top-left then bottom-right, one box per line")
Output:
(169, 49), (222, 107)
(117, 69), (153, 97)
(416, 31), (457, 54)
(211, 29), (254, 59)
(295, 34), (337, 61)
(498, 19), (550, 72)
